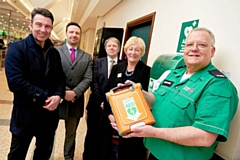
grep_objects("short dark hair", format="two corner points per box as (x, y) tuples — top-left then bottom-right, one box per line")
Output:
(31, 7), (54, 23)
(66, 22), (82, 32)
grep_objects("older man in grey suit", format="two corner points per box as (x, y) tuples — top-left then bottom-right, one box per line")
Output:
(55, 22), (92, 160)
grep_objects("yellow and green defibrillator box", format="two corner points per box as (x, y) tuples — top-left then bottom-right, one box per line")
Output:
(106, 83), (155, 136)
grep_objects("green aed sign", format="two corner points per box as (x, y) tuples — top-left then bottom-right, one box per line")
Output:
(176, 19), (199, 53)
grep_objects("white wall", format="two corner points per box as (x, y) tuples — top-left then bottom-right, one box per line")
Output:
(95, 0), (240, 159)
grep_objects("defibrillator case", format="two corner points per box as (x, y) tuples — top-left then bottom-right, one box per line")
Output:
(106, 83), (155, 136)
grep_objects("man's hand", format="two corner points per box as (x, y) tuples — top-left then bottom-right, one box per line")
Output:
(65, 90), (76, 103)
(124, 125), (218, 147)
(123, 125), (155, 138)
(43, 95), (61, 111)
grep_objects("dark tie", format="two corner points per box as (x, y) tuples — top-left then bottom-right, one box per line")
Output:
(109, 59), (115, 78)
(70, 48), (75, 63)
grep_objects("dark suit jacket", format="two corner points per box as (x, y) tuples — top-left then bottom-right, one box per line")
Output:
(5, 34), (66, 136)
(83, 56), (122, 160)
(87, 57), (122, 111)
(56, 44), (92, 119)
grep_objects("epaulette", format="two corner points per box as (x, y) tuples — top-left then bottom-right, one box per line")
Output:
(208, 69), (226, 78)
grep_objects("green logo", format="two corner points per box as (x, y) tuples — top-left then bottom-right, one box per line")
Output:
(123, 97), (141, 121)
(176, 19), (199, 53)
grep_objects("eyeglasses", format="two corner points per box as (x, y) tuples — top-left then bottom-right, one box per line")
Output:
(185, 43), (213, 50)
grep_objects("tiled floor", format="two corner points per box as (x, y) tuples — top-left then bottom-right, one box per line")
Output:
(0, 67), (87, 160)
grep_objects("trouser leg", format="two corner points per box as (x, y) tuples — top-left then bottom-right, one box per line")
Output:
(64, 117), (80, 159)
(8, 134), (33, 160)
(83, 109), (103, 160)
(32, 131), (55, 160)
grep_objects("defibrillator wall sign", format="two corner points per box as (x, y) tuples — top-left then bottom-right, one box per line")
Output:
(176, 19), (199, 53)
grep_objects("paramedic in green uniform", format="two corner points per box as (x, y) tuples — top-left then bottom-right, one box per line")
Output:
(123, 27), (239, 160)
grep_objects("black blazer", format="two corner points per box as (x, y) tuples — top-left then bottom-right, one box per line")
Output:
(104, 60), (151, 115)
(87, 57), (122, 111)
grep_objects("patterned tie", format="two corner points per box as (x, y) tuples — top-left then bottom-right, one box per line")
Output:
(109, 59), (115, 78)
(70, 48), (75, 63)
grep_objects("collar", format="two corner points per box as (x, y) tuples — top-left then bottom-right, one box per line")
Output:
(173, 62), (215, 83)
(27, 34), (53, 49)
(66, 43), (77, 52)
(107, 56), (118, 63)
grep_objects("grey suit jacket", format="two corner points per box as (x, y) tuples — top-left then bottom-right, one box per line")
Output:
(55, 44), (92, 119)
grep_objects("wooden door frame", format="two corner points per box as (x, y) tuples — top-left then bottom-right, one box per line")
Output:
(121, 12), (156, 63)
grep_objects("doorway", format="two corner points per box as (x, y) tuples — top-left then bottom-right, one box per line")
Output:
(121, 12), (156, 64)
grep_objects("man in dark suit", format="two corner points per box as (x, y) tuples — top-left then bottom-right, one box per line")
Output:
(83, 37), (121, 160)
(55, 22), (92, 160)
(5, 8), (66, 160)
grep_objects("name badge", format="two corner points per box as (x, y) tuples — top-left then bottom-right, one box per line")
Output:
(162, 80), (174, 87)
(117, 73), (122, 78)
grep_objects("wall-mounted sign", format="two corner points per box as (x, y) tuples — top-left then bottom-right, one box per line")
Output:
(176, 19), (199, 53)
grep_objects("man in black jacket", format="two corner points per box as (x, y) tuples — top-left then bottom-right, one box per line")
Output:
(83, 37), (121, 160)
(5, 7), (66, 160)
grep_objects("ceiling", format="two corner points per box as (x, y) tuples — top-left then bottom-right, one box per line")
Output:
(0, 0), (30, 38)
(0, 0), (122, 41)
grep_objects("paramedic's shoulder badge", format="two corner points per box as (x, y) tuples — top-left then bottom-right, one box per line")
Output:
(162, 80), (174, 87)
(209, 70), (226, 78)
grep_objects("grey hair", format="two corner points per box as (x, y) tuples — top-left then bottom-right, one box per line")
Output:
(104, 37), (120, 48)
(189, 27), (215, 45)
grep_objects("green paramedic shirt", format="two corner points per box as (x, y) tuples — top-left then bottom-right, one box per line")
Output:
(144, 62), (238, 160)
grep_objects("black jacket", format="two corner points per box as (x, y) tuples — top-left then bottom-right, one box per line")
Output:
(5, 34), (66, 136)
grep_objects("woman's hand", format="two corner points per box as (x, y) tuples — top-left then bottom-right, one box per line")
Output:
(117, 80), (135, 87)
(124, 80), (135, 84)
(100, 102), (104, 109)
(108, 114), (118, 131)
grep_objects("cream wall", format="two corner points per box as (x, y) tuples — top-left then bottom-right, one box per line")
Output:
(94, 0), (240, 159)
(80, 28), (95, 56)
